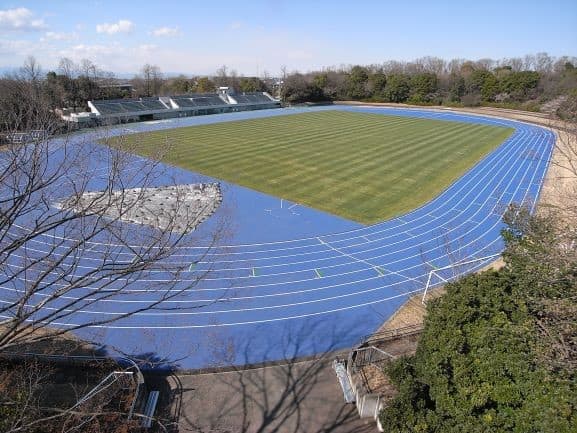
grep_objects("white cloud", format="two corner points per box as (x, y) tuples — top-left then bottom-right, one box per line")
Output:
(0, 39), (34, 55)
(0, 8), (47, 32)
(139, 44), (158, 51)
(96, 19), (134, 35)
(64, 43), (123, 59)
(229, 21), (242, 30)
(41, 31), (78, 42)
(56, 43), (163, 72)
(151, 26), (180, 37)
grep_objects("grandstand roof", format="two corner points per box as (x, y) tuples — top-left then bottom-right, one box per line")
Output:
(87, 91), (279, 118)
(90, 98), (169, 115)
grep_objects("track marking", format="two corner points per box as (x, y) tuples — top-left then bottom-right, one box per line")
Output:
(3, 110), (553, 335)
(18, 129), (545, 289)
(317, 237), (419, 284)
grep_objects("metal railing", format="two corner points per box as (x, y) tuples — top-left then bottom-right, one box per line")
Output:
(349, 345), (396, 373)
(421, 254), (501, 304)
(359, 323), (424, 346)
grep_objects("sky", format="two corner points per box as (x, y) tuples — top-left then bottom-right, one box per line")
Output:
(0, 0), (576, 77)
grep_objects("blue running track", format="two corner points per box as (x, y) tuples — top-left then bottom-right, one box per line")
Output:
(0, 106), (555, 370)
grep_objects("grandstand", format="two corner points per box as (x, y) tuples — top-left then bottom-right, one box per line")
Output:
(90, 98), (170, 115)
(170, 94), (228, 108)
(230, 93), (275, 104)
(75, 88), (280, 126)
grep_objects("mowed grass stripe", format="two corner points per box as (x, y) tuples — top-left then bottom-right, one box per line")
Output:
(110, 111), (513, 224)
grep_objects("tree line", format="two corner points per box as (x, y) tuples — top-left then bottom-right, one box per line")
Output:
(0, 56), (275, 133)
(3, 52), (576, 134)
(281, 53), (577, 115)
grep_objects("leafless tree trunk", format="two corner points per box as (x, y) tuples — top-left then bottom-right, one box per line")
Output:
(0, 77), (227, 355)
(140, 64), (163, 97)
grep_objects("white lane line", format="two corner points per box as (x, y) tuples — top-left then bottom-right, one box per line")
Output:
(317, 237), (419, 284)
(3, 126), (545, 311)
(3, 115), (552, 318)
(0, 143), (548, 327)
(17, 126), (528, 271)
(10, 122), (539, 255)
(12, 127), (541, 284)
(17, 124), (538, 262)
(9, 116), (543, 255)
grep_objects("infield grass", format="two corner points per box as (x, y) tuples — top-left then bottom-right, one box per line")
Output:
(112, 110), (514, 224)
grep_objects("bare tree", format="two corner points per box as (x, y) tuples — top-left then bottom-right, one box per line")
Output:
(139, 64), (163, 97)
(214, 64), (229, 88)
(79, 59), (99, 80)
(19, 56), (43, 84)
(0, 359), (54, 433)
(57, 58), (78, 80)
(0, 75), (227, 355)
(535, 52), (554, 74)
(546, 106), (577, 221)
(2, 348), (183, 433)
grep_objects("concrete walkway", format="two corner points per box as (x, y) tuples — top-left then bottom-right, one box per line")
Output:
(164, 356), (376, 433)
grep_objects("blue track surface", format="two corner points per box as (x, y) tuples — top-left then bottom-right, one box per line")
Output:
(1, 107), (555, 370)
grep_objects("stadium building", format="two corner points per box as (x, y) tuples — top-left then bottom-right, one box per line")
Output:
(61, 87), (280, 126)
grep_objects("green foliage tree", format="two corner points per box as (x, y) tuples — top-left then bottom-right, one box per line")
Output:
(500, 71), (540, 100)
(383, 74), (410, 103)
(381, 269), (576, 432)
(238, 77), (267, 93)
(368, 71), (387, 99)
(168, 75), (193, 94)
(194, 76), (216, 93)
(281, 73), (325, 103)
(467, 69), (499, 102)
(312, 73), (328, 90)
(380, 206), (577, 432)
(448, 73), (466, 102)
(345, 66), (370, 100)
(409, 72), (438, 103)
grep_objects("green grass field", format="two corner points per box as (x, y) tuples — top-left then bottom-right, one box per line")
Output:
(111, 111), (514, 224)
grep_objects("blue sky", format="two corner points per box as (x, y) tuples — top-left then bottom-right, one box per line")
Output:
(0, 0), (576, 76)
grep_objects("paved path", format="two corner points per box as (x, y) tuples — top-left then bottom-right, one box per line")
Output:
(168, 357), (376, 433)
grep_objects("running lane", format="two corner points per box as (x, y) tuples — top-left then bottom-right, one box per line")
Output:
(0, 107), (554, 369)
